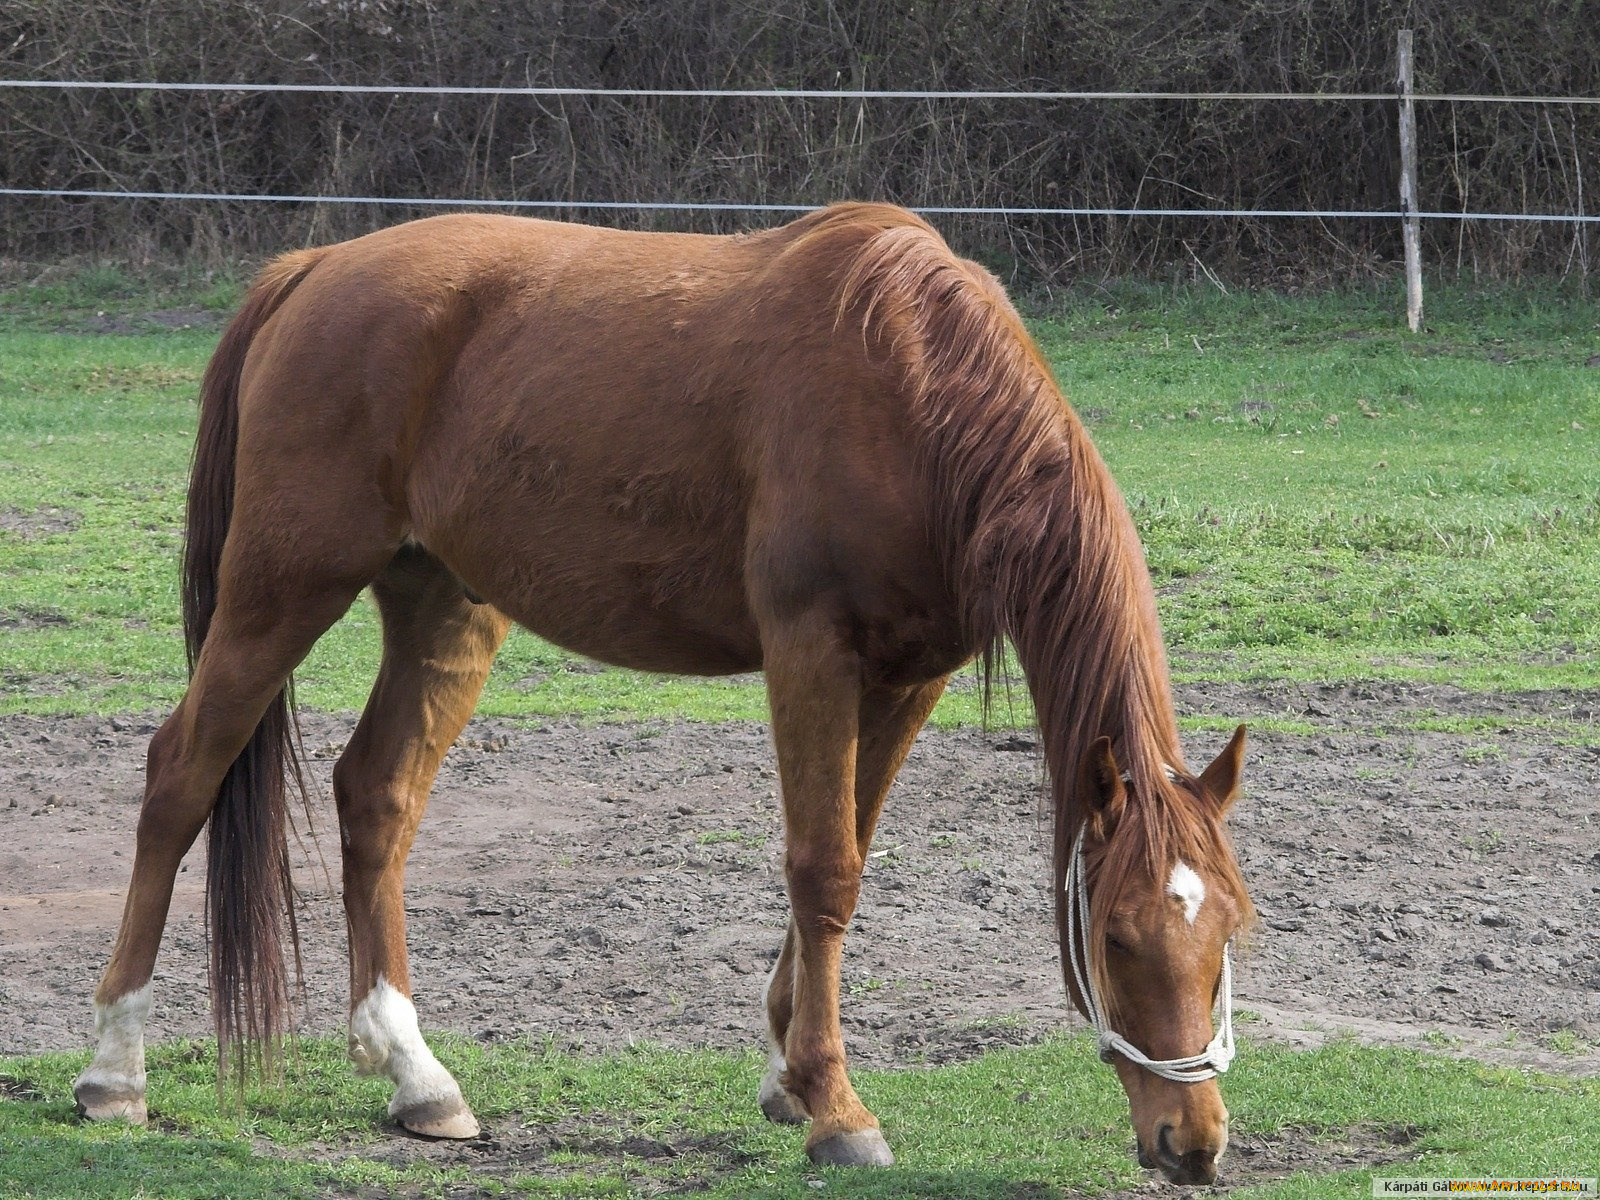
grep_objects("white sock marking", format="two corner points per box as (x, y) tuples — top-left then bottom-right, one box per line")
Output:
(758, 953), (791, 1102)
(349, 976), (464, 1115)
(77, 983), (153, 1095)
(1167, 861), (1206, 925)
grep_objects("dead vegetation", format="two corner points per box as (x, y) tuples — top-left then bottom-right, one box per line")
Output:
(2, 1), (1596, 281)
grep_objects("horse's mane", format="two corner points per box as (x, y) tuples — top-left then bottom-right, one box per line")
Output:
(821, 204), (1252, 1007)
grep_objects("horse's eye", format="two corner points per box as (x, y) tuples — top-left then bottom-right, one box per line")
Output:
(1106, 934), (1132, 955)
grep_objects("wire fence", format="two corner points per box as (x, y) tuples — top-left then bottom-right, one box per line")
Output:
(3, 76), (1595, 224)
(3, 50), (1597, 308)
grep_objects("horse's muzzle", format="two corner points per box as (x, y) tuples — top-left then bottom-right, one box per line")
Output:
(1139, 1123), (1221, 1185)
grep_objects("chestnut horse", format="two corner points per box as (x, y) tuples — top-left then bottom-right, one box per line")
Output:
(73, 203), (1253, 1183)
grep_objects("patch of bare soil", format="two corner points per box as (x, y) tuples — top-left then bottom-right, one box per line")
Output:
(1, 683), (1597, 1079)
(0, 506), (81, 540)
(0, 606), (70, 629)
(0, 1075), (47, 1102)
(1094, 1123), (1423, 1198)
(262, 1115), (755, 1198)
(76, 307), (226, 335)
(1170, 675), (1600, 729)
(268, 1120), (1421, 1198)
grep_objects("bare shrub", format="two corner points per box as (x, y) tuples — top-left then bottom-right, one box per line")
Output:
(1, 0), (1594, 280)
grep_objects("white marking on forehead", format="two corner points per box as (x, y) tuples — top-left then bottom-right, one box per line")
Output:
(1167, 861), (1206, 925)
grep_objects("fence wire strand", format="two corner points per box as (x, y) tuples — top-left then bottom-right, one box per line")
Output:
(1, 78), (1598, 103)
(3, 187), (1598, 223)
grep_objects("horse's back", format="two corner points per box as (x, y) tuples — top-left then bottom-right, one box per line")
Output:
(230, 207), (962, 679)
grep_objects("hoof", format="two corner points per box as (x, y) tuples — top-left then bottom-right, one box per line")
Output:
(807, 1127), (894, 1167)
(74, 1081), (148, 1125)
(758, 1078), (810, 1126)
(394, 1098), (480, 1140)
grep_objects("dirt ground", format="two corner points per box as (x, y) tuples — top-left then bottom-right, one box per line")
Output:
(2, 680), (1597, 1080)
(253, 1112), (1425, 1200)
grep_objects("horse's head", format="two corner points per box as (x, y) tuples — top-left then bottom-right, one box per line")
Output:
(1065, 725), (1251, 1186)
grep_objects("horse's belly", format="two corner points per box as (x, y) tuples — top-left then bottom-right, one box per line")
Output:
(502, 569), (762, 676)
(422, 511), (763, 676)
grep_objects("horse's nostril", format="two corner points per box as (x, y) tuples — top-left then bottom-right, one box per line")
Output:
(1156, 1123), (1177, 1162)
(1151, 1125), (1221, 1185)
(1181, 1149), (1220, 1185)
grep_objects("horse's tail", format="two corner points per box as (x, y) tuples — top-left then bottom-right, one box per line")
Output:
(182, 248), (325, 1084)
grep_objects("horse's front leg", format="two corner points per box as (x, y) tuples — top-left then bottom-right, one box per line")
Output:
(763, 614), (892, 1166)
(760, 679), (947, 1129)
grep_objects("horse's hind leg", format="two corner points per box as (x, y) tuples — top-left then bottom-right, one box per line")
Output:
(74, 533), (387, 1122)
(333, 548), (509, 1139)
(759, 678), (946, 1129)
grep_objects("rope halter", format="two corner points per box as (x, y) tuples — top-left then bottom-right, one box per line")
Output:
(1064, 821), (1236, 1083)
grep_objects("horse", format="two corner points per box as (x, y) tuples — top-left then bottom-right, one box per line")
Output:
(71, 202), (1254, 1184)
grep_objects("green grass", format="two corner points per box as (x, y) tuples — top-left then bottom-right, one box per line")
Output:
(1033, 283), (1600, 693)
(3, 1034), (1598, 1198)
(1, 275), (1596, 722)
(4, 271), (1598, 1194)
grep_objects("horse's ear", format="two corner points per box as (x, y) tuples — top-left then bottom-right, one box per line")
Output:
(1199, 724), (1247, 815)
(1080, 736), (1126, 841)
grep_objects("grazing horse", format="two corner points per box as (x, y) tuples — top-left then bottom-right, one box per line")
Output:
(72, 203), (1254, 1183)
